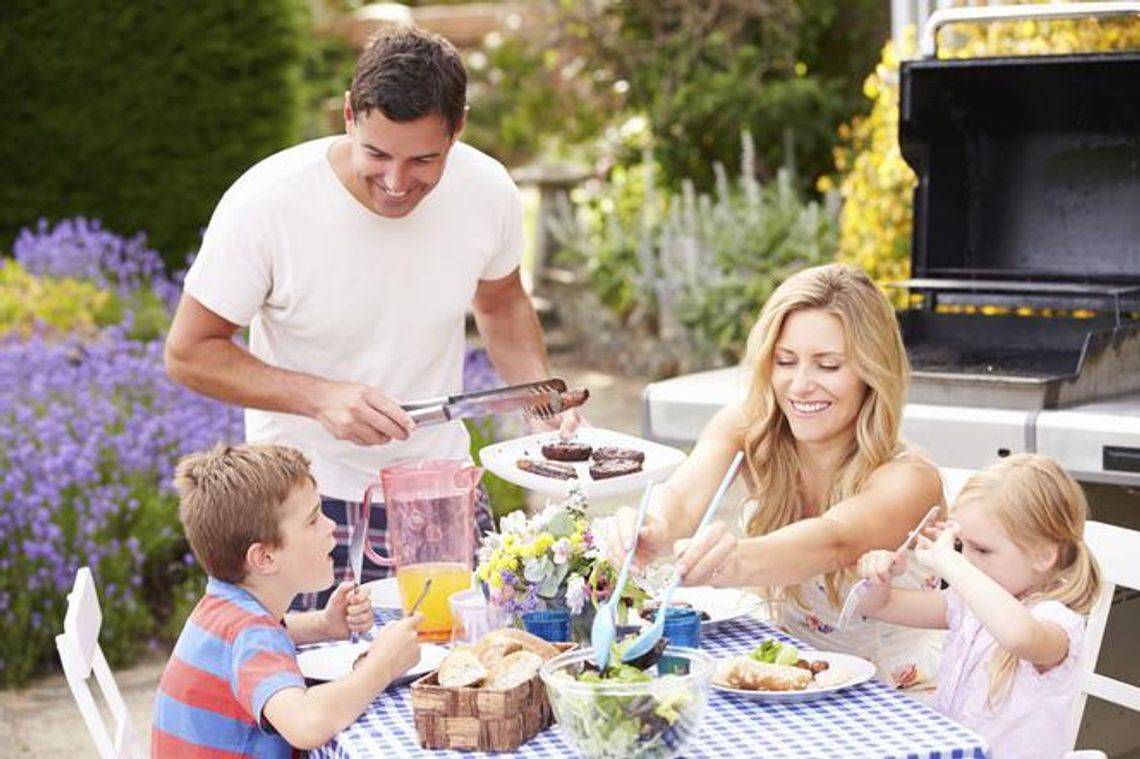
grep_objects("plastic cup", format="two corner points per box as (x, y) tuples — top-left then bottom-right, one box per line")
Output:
(449, 588), (510, 646)
(659, 608), (702, 674)
(521, 609), (572, 643)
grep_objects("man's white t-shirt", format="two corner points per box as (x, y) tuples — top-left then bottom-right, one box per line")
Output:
(184, 137), (523, 500)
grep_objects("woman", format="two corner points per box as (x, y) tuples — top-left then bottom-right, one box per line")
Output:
(609, 263), (945, 688)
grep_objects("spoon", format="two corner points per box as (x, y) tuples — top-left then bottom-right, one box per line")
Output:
(835, 505), (941, 629)
(591, 480), (655, 670)
(621, 450), (744, 663)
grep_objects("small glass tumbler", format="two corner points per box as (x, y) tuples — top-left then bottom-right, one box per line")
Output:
(449, 589), (510, 645)
(521, 608), (572, 643)
(658, 608), (702, 674)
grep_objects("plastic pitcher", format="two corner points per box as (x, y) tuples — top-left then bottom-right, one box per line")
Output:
(361, 459), (481, 641)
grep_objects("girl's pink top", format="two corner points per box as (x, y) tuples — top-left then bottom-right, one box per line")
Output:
(934, 587), (1086, 759)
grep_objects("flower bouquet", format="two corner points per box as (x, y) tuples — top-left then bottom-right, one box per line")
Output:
(475, 487), (645, 641)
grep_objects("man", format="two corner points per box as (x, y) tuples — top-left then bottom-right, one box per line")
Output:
(165, 25), (578, 608)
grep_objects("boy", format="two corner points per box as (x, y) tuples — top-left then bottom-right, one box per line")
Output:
(152, 443), (422, 755)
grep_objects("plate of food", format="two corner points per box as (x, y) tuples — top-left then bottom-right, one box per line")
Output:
(297, 640), (450, 686)
(634, 586), (767, 632)
(479, 427), (687, 498)
(712, 639), (876, 703)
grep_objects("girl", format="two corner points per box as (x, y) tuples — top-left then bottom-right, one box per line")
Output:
(856, 453), (1103, 759)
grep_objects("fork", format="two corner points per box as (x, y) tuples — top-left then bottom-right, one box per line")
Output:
(835, 504), (942, 629)
(620, 450), (744, 663)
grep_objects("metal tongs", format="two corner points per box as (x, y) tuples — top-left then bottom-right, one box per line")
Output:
(402, 378), (579, 427)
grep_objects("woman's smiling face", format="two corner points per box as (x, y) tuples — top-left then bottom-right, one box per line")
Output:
(771, 308), (867, 448)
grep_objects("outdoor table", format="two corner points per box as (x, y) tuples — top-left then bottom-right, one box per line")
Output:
(310, 613), (990, 759)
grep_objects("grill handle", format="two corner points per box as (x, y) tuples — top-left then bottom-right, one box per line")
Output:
(922, 2), (1140, 58)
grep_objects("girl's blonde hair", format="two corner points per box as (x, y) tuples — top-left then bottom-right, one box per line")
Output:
(954, 453), (1102, 708)
(741, 263), (909, 605)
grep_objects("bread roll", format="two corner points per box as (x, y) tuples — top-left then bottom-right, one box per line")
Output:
(484, 650), (544, 690)
(716, 655), (813, 691)
(473, 628), (560, 667)
(437, 646), (488, 688)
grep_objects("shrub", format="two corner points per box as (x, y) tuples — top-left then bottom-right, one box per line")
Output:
(553, 133), (838, 366)
(833, 11), (1140, 286)
(0, 260), (118, 338)
(0, 330), (242, 685)
(0, 0), (309, 268)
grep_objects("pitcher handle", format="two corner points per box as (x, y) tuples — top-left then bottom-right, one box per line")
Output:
(359, 483), (396, 567)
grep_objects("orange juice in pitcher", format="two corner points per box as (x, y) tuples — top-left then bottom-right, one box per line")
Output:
(360, 459), (482, 642)
(395, 562), (472, 642)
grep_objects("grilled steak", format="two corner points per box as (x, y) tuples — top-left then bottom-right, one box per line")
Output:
(588, 458), (643, 480)
(517, 457), (578, 480)
(590, 446), (645, 464)
(541, 441), (593, 461)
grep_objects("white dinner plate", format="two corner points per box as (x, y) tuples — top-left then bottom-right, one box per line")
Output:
(711, 650), (876, 703)
(297, 641), (449, 686)
(479, 427), (687, 499)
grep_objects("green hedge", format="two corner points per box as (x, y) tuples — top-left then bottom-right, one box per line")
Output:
(0, 0), (309, 269)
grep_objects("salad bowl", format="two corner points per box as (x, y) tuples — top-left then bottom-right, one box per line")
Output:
(539, 645), (714, 758)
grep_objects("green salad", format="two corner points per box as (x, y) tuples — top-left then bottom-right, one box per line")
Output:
(547, 638), (702, 758)
(749, 639), (799, 666)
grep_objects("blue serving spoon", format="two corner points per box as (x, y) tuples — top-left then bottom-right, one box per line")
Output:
(620, 450), (744, 663)
(591, 480), (655, 670)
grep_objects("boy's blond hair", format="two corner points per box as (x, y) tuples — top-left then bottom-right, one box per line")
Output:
(174, 443), (314, 583)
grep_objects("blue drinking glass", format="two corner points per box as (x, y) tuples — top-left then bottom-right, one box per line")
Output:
(658, 608), (701, 674)
(522, 608), (571, 643)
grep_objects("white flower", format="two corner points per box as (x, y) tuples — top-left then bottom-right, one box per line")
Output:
(499, 509), (529, 537)
(551, 538), (572, 565)
(565, 573), (587, 615)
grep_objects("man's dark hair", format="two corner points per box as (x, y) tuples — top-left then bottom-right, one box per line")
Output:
(350, 25), (467, 134)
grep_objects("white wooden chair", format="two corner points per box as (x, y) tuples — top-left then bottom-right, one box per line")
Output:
(1068, 521), (1140, 751)
(54, 567), (142, 759)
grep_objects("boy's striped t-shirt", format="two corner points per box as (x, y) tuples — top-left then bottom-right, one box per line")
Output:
(153, 578), (306, 758)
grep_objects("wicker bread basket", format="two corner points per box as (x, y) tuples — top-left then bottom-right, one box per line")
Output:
(410, 642), (575, 752)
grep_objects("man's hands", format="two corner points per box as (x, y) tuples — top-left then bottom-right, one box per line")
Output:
(526, 407), (583, 441)
(313, 381), (414, 446)
(322, 582), (375, 640)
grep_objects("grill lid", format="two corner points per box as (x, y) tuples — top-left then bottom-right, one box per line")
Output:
(898, 51), (1140, 309)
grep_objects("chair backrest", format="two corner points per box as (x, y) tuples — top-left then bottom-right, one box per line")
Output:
(54, 567), (140, 759)
(1069, 521), (1140, 748)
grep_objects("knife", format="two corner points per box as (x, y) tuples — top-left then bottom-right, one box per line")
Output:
(402, 378), (582, 426)
(347, 516), (369, 643)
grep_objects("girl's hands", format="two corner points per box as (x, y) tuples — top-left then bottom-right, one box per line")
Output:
(913, 521), (961, 574)
(857, 549), (907, 585)
(323, 581), (375, 639)
(603, 508), (672, 573)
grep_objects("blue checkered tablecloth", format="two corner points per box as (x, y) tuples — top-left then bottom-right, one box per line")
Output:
(310, 612), (990, 759)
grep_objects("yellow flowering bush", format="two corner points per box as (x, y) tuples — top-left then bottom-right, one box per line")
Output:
(0, 260), (119, 337)
(832, 8), (1140, 291)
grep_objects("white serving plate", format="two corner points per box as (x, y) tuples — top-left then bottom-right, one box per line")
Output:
(711, 650), (876, 703)
(479, 427), (687, 499)
(297, 640), (449, 686)
(670, 586), (767, 631)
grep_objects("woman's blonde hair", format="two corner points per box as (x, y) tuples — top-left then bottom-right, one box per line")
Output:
(953, 453), (1102, 709)
(741, 263), (909, 604)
